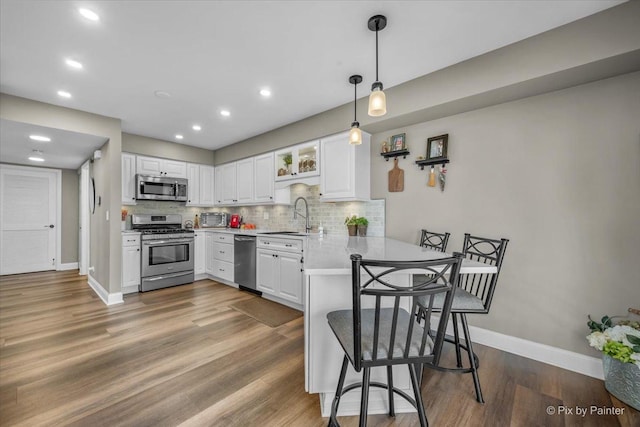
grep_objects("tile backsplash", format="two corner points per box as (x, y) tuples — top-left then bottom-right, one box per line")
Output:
(123, 184), (385, 236)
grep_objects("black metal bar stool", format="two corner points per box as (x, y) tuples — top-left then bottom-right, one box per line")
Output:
(419, 229), (450, 252)
(417, 233), (509, 403)
(326, 253), (464, 427)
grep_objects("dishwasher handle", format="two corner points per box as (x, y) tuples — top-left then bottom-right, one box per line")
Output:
(234, 236), (256, 242)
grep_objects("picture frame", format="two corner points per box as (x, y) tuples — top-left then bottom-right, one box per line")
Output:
(390, 133), (406, 151)
(426, 134), (448, 160)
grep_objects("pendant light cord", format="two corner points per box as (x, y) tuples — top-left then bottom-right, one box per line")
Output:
(353, 81), (357, 122)
(375, 26), (379, 81)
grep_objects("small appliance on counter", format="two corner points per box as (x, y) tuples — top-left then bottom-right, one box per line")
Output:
(200, 212), (228, 228)
(229, 214), (242, 228)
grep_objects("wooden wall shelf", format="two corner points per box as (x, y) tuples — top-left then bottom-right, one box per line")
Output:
(415, 158), (450, 170)
(380, 149), (410, 161)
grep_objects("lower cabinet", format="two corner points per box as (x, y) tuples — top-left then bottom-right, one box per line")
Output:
(256, 237), (303, 304)
(121, 233), (141, 294)
(194, 231), (206, 276)
(210, 232), (234, 283)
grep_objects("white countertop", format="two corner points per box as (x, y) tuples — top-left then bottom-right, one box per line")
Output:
(303, 235), (496, 276)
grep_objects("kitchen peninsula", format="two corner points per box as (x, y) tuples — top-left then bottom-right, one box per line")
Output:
(302, 235), (496, 416)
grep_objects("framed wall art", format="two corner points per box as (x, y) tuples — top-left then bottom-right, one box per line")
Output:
(390, 133), (406, 151)
(426, 134), (448, 160)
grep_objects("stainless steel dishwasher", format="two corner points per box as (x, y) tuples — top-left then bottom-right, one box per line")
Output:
(234, 235), (260, 295)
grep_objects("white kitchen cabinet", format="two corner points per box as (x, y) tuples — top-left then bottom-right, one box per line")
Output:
(211, 232), (234, 283)
(219, 163), (237, 205)
(121, 153), (137, 205)
(194, 231), (206, 276)
(187, 164), (215, 206)
(205, 232), (215, 276)
(235, 158), (254, 204)
(136, 155), (187, 178)
(254, 153), (290, 205)
(121, 233), (141, 294)
(186, 163), (200, 206)
(320, 131), (371, 201)
(256, 236), (303, 305)
(199, 165), (215, 206)
(274, 140), (320, 183)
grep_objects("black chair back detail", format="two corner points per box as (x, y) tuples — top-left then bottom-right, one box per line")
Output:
(327, 253), (464, 426)
(419, 229), (451, 252)
(458, 233), (509, 313)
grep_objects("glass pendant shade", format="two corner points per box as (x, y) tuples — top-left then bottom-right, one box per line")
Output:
(349, 123), (362, 145)
(368, 86), (387, 117)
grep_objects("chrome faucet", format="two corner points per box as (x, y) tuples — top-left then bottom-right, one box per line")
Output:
(293, 196), (311, 233)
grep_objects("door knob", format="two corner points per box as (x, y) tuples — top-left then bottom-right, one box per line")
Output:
(45, 224), (54, 228)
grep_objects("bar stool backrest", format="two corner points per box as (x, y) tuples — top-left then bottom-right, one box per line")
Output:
(419, 229), (451, 252)
(459, 233), (509, 313)
(349, 253), (463, 371)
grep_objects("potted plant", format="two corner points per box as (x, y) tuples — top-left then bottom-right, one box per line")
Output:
(586, 311), (640, 410)
(355, 216), (369, 236)
(283, 154), (293, 173)
(344, 215), (358, 236)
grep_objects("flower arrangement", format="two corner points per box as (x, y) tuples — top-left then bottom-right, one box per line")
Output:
(587, 314), (640, 369)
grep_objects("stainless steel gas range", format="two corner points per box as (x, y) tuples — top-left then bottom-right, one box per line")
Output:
(132, 214), (194, 292)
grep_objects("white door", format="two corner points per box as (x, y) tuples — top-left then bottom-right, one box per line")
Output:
(186, 163), (200, 206)
(321, 134), (354, 199)
(0, 165), (59, 275)
(221, 163), (237, 204)
(79, 161), (90, 275)
(121, 153), (137, 205)
(199, 165), (215, 206)
(236, 158), (254, 204)
(254, 153), (274, 203)
(278, 252), (303, 303)
(256, 249), (278, 294)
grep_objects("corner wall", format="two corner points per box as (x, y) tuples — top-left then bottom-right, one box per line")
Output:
(371, 72), (640, 356)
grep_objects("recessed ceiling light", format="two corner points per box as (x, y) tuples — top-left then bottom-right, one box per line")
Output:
(29, 135), (51, 142)
(154, 90), (171, 99)
(192, 125), (202, 131)
(220, 110), (231, 117)
(29, 150), (45, 162)
(65, 59), (83, 69)
(78, 8), (100, 21)
(260, 88), (271, 98)
(57, 90), (72, 98)
(175, 134), (184, 140)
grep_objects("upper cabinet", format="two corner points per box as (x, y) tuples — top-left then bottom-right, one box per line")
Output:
(122, 153), (137, 205)
(187, 163), (215, 206)
(254, 153), (290, 204)
(320, 131), (371, 201)
(136, 155), (187, 178)
(215, 153), (290, 206)
(274, 140), (320, 184)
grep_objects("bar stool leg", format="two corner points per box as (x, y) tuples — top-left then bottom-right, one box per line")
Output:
(408, 364), (429, 427)
(386, 365), (395, 417)
(359, 367), (371, 427)
(328, 355), (349, 427)
(451, 313), (463, 368)
(460, 314), (484, 404)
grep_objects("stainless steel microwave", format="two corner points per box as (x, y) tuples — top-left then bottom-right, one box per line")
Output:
(136, 174), (188, 201)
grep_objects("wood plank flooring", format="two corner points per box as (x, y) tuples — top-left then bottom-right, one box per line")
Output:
(1, 270), (638, 426)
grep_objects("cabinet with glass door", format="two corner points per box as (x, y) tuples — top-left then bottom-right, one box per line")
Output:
(274, 140), (320, 182)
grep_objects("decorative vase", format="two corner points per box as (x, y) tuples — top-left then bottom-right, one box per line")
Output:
(347, 225), (357, 236)
(602, 354), (640, 410)
(357, 225), (367, 237)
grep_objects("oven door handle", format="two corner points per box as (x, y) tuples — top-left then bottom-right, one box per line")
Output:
(144, 239), (193, 245)
(144, 271), (193, 282)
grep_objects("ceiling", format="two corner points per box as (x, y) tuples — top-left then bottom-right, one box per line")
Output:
(0, 1), (624, 169)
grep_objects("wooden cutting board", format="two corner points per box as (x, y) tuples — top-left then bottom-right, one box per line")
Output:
(388, 158), (404, 192)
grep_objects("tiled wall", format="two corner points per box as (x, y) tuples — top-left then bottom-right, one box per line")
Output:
(123, 184), (385, 237)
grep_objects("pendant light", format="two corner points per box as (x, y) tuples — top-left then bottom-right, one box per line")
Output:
(368, 15), (387, 117)
(348, 75), (363, 145)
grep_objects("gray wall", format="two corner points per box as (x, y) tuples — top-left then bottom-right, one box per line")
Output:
(371, 72), (640, 356)
(60, 169), (78, 263)
(0, 94), (122, 294)
(122, 133), (215, 165)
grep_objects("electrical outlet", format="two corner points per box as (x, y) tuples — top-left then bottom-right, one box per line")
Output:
(106, 210), (109, 221)
(263, 212), (269, 220)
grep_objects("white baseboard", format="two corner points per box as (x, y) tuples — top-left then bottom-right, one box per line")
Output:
(58, 262), (79, 271)
(88, 275), (124, 306)
(437, 316), (604, 380)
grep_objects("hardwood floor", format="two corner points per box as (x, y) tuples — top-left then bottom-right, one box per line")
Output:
(1, 270), (637, 426)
